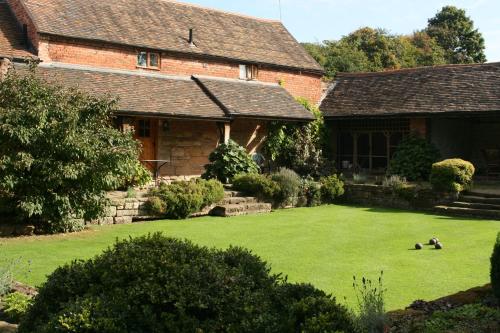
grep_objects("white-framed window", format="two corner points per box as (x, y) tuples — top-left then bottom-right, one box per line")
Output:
(137, 51), (161, 69)
(239, 64), (258, 80)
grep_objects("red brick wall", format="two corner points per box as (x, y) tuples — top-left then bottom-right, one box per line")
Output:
(6, 0), (39, 50)
(39, 38), (323, 104)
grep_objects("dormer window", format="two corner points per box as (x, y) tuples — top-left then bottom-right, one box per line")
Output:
(239, 64), (258, 80)
(137, 51), (160, 69)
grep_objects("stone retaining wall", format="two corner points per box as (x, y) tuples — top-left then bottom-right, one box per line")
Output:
(87, 193), (152, 226)
(341, 184), (454, 211)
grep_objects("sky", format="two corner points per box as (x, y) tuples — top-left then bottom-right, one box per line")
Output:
(180, 0), (500, 62)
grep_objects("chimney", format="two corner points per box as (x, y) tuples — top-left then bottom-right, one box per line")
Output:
(22, 24), (28, 46)
(188, 28), (194, 46)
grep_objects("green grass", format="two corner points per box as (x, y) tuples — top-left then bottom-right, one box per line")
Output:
(1, 205), (499, 310)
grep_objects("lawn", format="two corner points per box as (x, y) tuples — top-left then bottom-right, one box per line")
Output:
(1, 205), (499, 310)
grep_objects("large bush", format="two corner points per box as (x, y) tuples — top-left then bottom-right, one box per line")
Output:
(271, 168), (302, 207)
(147, 179), (224, 219)
(430, 159), (475, 193)
(232, 173), (280, 202)
(388, 135), (440, 181)
(320, 175), (345, 203)
(298, 178), (322, 207)
(203, 140), (259, 182)
(491, 232), (500, 300)
(19, 234), (356, 333)
(264, 98), (334, 178)
(0, 66), (141, 233)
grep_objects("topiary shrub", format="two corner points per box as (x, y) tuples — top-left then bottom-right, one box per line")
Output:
(320, 175), (345, 203)
(19, 234), (357, 333)
(491, 232), (500, 300)
(203, 140), (259, 183)
(430, 159), (475, 193)
(146, 179), (224, 219)
(271, 168), (302, 207)
(232, 173), (280, 202)
(388, 135), (440, 181)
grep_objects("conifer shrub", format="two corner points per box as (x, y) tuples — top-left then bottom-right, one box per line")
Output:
(430, 159), (475, 193)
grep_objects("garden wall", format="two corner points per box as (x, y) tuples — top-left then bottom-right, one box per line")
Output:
(341, 184), (454, 210)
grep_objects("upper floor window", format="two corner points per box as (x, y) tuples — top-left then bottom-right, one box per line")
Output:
(137, 51), (160, 69)
(239, 64), (258, 80)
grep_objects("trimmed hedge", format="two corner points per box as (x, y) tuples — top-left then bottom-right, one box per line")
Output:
(232, 173), (280, 202)
(430, 159), (475, 193)
(491, 232), (500, 300)
(19, 234), (357, 333)
(146, 179), (224, 219)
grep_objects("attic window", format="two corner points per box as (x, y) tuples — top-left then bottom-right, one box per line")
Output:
(137, 51), (160, 69)
(239, 64), (258, 80)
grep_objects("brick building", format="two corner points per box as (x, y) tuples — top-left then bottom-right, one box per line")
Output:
(0, 0), (324, 179)
(320, 63), (500, 176)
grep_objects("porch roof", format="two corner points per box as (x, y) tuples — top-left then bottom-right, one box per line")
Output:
(194, 76), (315, 121)
(321, 62), (500, 118)
(20, 63), (228, 120)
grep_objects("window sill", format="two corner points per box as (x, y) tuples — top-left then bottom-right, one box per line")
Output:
(136, 66), (161, 71)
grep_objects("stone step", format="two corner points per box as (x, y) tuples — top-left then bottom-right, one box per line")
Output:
(460, 195), (500, 205)
(210, 202), (272, 217)
(465, 191), (500, 199)
(224, 190), (246, 198)
(450, 201), (500, 211)
(434, 205), (500, 220)
(221, 196), (258, 205)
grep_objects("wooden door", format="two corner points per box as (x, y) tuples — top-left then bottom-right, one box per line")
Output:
(134, 118), (157, 165)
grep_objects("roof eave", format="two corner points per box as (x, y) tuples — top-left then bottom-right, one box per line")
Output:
(323, 110), (500, 120)
(115, 110), (229, 122)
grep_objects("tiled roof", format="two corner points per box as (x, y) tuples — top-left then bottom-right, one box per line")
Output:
(321, 63), (500, 118)
(0, 2), (34, 59)
(24, 64), (228, 120)
(20, 0), (323, 73)
(195, 76), (315, 120)
(11, 63), (313, 121)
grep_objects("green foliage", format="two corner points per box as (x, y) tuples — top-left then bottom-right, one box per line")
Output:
(352, 173), (368, 185)
(418, 304), (500, 333)
(388, 136), (440, 181)
(19, 234), (356, 333)
(303, 27), (446, 79)
(147, 179), (224, 219)
(299, 178), (322, 207)
(120, 161), (152, 189)
(382, 175), (408, 191)
(0, 262), (13, 297)
(232, 173), (280, 202)
(1, 292), (32, 323)
(271, 168), (302, 207)
(491, 232), (500, 300)
(0, 66), (141, 233)
(203, 140), (259, 183)
(427, 6), (486, 64)
(430, 159), (475, 193)
(352, 272), (387, 333)
(320, 175), (345, 203)
(264, 98), (333, 178)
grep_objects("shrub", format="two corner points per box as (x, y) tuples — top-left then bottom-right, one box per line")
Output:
(382, 175), (408, 191)
(353, 173), (368, 184)
(19, 234), (356, 333)
(320, 175), (345, 203)
(418, 304), (500, 333)
(0, 262), (13, 297)
(388, 135), (440, 181)
(120, 161), (153, 189)
(299, 178), (322, 207)
(2, 292), (32, 323)
(491, 232), (500, 300)
(430, 159), (475, 193)
(203, 140), (259, 183)
(232, 173), (280, 202)
(352, 272), (387, 333)
(147, 179), (224, 219)
(196, 178), (225, 208)
(271, 168), (302, 207)
(0, 65), (141, 233)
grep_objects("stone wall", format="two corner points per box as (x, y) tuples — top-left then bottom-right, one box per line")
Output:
(89, 193), (151, 226)
(341, 184), (454, 210)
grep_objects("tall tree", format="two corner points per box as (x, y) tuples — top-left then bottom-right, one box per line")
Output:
(426, 6), (486, 64)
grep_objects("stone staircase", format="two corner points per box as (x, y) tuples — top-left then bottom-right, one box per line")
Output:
(209, 190), (272, 217)
(434, 191), (500, 220)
